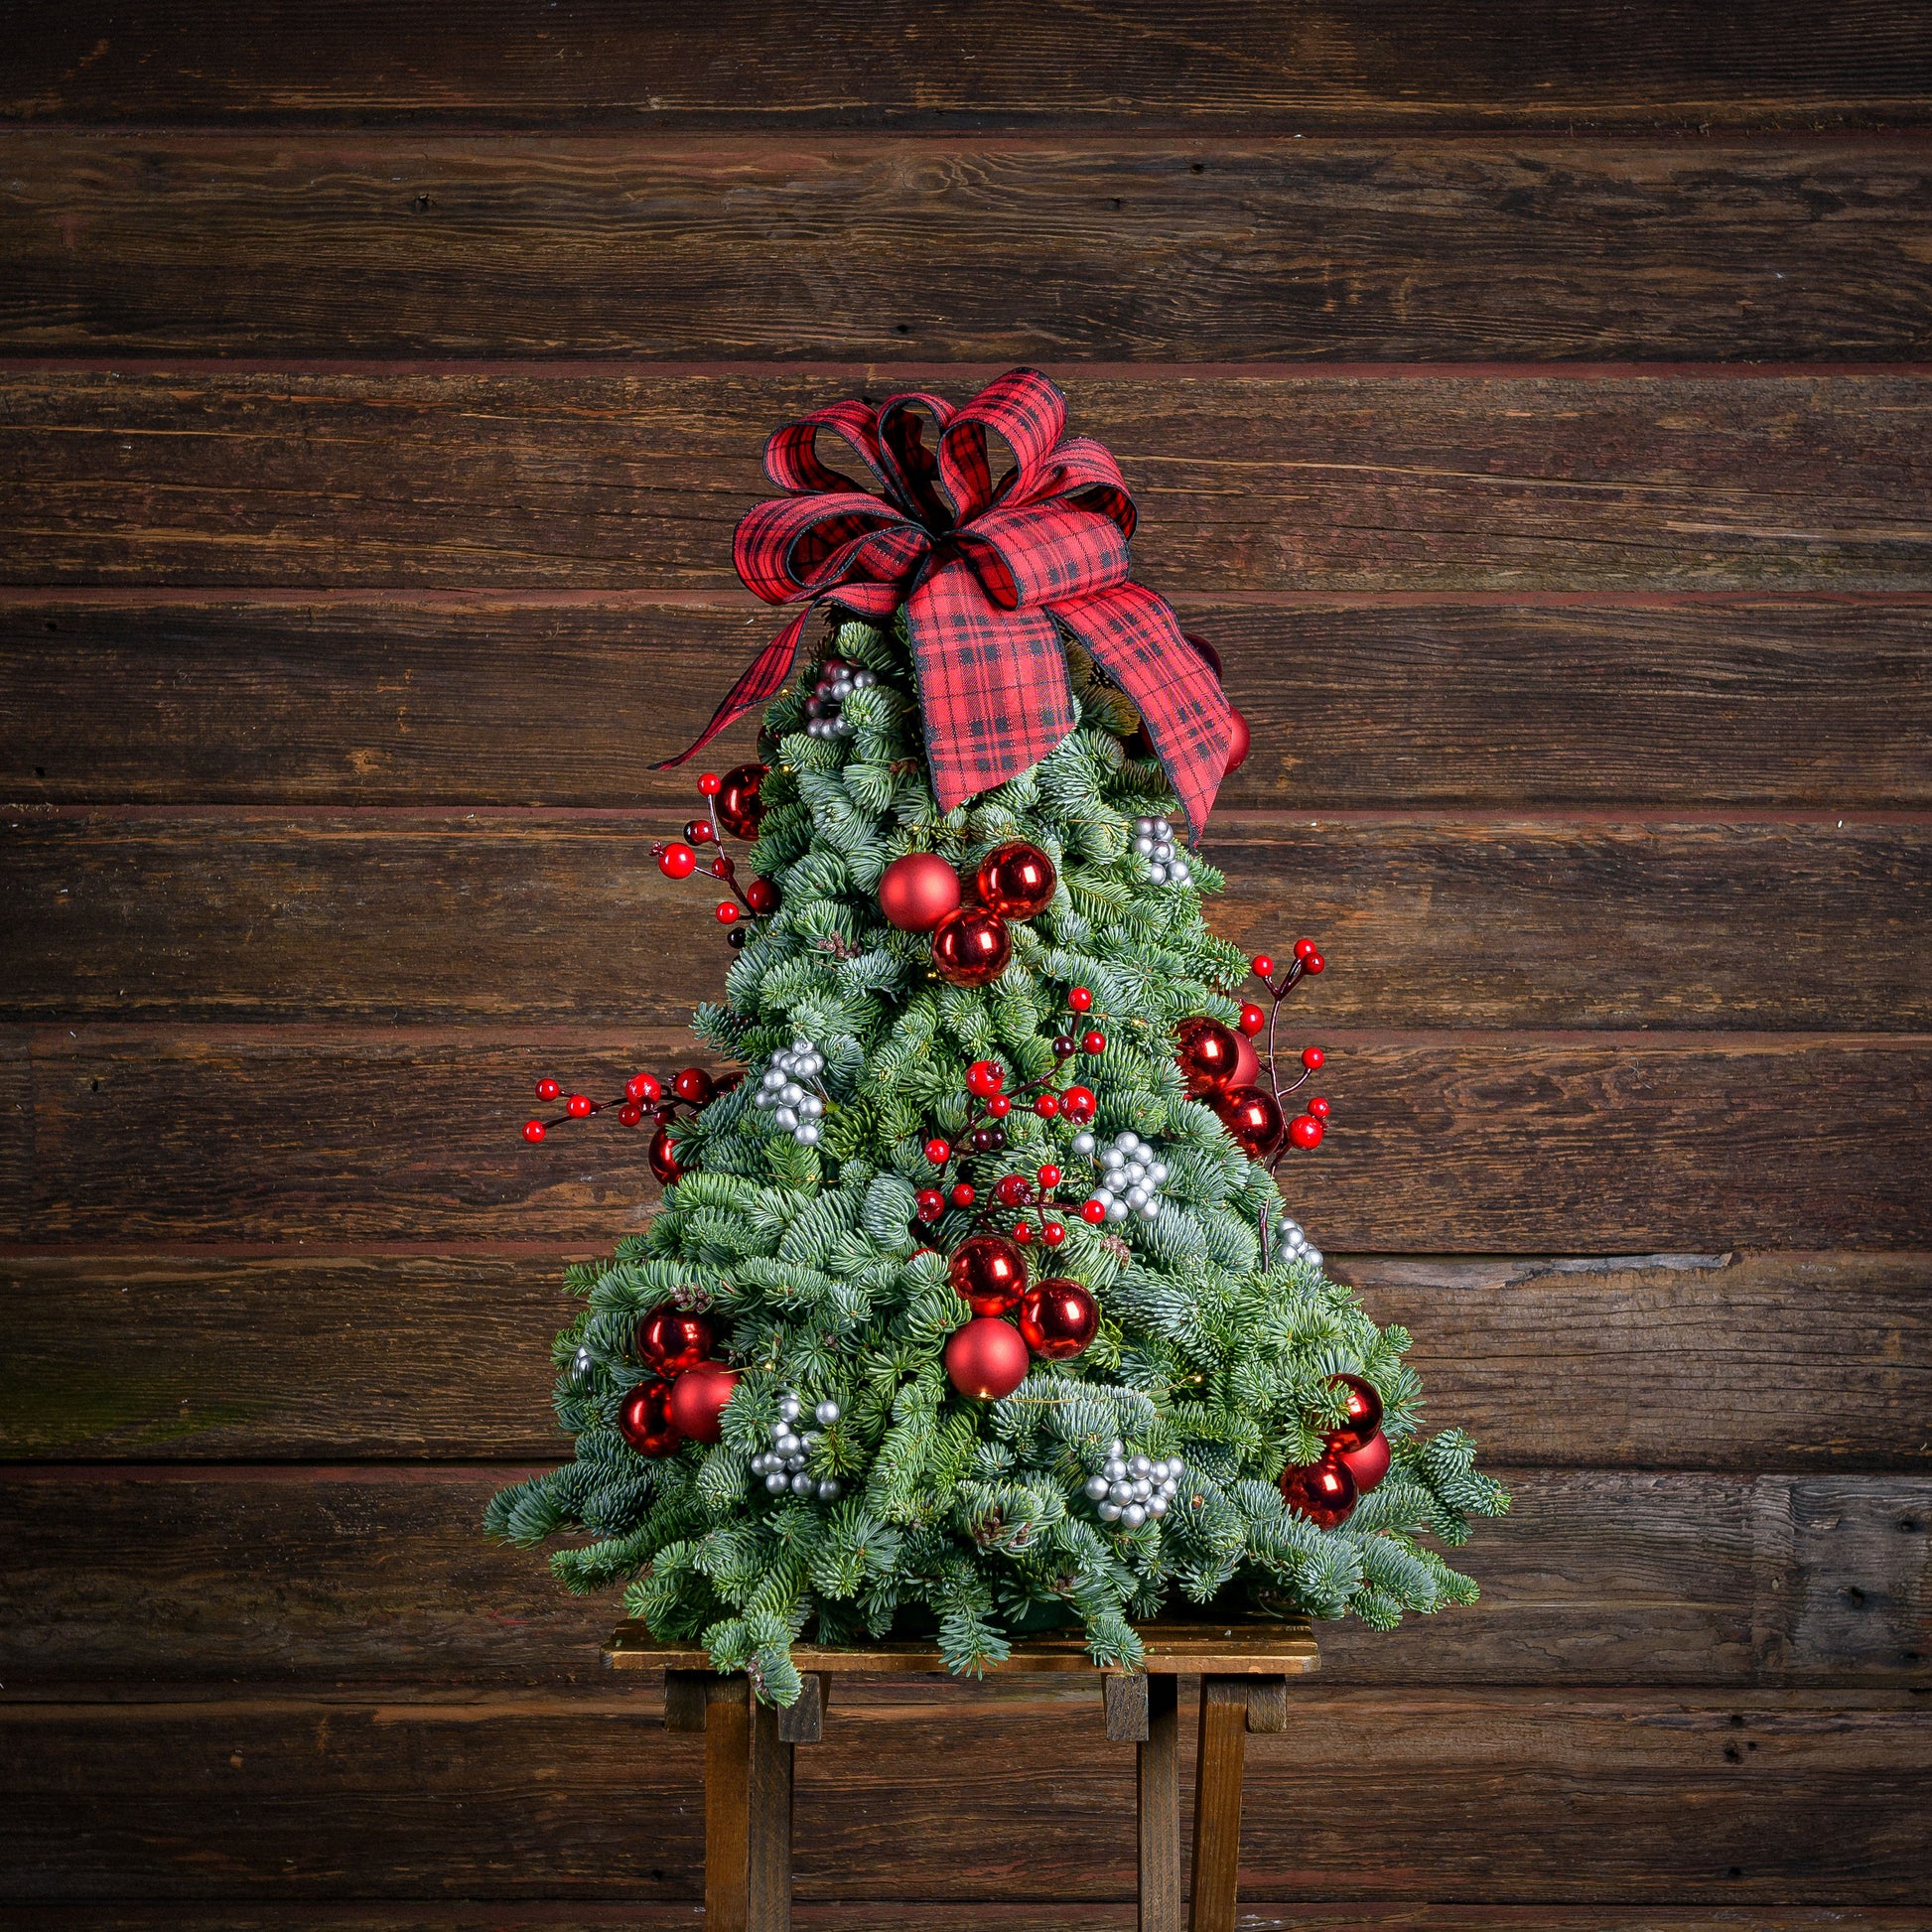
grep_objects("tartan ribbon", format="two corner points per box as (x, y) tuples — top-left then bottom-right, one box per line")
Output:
(660, 367), (1235, 837)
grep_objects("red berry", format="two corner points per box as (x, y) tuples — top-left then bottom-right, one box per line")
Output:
(684, 820), (716, 845)
(1294, 938), (1316, 963)
(566, 1094), (594, 1119)
(1041, 1220), (1066, 1247)
(1068, 987), (1093, 1013)
(1081, 1031), (1106, 1055)
(1061, 1086), (1097, 1124)
(1080, 1199), (1107, 1224)
(1037, 1164), (1061, 1190)
(1238, 1004), (1266, 1035)
(1034, 1091), (1061, 1119)
(658, 843), (698, 880)
(716, 901), (741, 924)
(925, 1138), (952, 1166)
(522, 1119), (547, 1144)
(986, 1092), (1012, 1119)
(1013, 1220), (1035, 1244)
(1289, 1114), (1324, 1150)
(1304, 951), (1324, 974)
(673, 1067), (715, 1105)
(1302, 1046), (1326, 1071)
(625, 1073), (661, 1104)
(1309, 1095), (1331, 1120)
(618, 1102), (644, 1127)
(535, 1077), (561, 1101)
(915, 1187), (945, 1222)
(698, 772), (723, 796)
(1251, 954), (1275, 979)
(950, 1181), (977, 1208)
(710, 854), (735, 879)
(966, 1060), (1005, 1098)
(995, 1173), (1030, 1207)
(745, 877), (779, 914)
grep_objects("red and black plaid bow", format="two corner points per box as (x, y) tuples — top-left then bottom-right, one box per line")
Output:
(661, 368), (1235, 837)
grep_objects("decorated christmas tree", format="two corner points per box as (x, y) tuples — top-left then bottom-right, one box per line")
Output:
(487, 370), (1507, 1703)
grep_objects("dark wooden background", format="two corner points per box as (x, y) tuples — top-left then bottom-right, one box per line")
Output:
(2, 6), (1929, 1927)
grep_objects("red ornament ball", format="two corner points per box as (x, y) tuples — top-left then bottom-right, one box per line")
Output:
(649, 1124), (684, 1184)
(1067, 987), (1094, 1013)
(1210, 1084), (1287, 1160)
(618, 1102), (644, 1127)
(1326, 1373), (1384, 1452)
(668, 1362), (739, 1445)
(618, 1379), (683, 1457)
(1222, 706), (1251, 776)
(1018, 1278), (1099, 1360)
(1294, 938), (1317, 963)
(673, 1067), (715, 1105)
(944, 1317), (1031, 1401)
(1288, 1114), (1324, 1150)
(535, 1076), (562, 1101)
(636, 1307), (716, 1376)
(1251, 954), (1275, 979)
(947, 1233), (1029, 1315)
(625, 1073), (661, 1105)
(715, 763), (767, 841)
(522, 1119), (547, 1144)
(1228, 1028), (1262, 1090)
(950, 1181), (977, 1208)
(1336, 1429), (1390, 1494)
(1280, 1454), (1356, 1529)
(1308, 1095), (1331, 1120)
(1174, 1016), (1242, 1095)
(1081, 1030), (1107, 1055)
(1302, 1046), (1326, 1071)
(567, 1093), (594, 1119)
(1034, 1091), (1060, 1119)
(659, 843), (698, 880)
(1238, 1004), (1266, 1037)
(879, 852), (963, 932)
(924, 1137), (952, 1167)
(716, 901), (741, 925)
(697, 771), (724, 797)
(976, 841), (1057, 920)
(966, 1059), (1006, 1098)
(1061, 1085), (1097, 1124)
(745, 877), (780, 914)
(915, 1187), (944, 1222)
(930, 904), (1013, 987)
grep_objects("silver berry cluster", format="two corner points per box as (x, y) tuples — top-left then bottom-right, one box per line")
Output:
(750, 1389), (844, 1501)
(753, 1038), (827, 1145)
(1275, 1212), (1323, 1270)
(1071, 1128), (1169, 1222)
(1083, 1439), (1185, 1527)
(1133, 815), (1192, 888)
(804, 657), (878, 739)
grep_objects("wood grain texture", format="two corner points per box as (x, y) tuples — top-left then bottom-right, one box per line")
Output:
(5, 134), (1929, 360)
(4, 809), (1923, 1030)
(4, 371), (1929, 592)
(1, 1689), (1925, 1902)
(6, 2), (1929, 129)
(8, 1029), (1925, 1250)
(6, 1251), (1922, 1466)
(3, 1466), (1925, 1690)
(7, 597), (1929, 810)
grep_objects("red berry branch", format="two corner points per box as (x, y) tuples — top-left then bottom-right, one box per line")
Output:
(654, 764), (781, 942)
(521, 1066), (738, 1183)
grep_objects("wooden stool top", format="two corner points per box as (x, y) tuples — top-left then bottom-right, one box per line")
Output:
(603, 1617), (1317, 1676)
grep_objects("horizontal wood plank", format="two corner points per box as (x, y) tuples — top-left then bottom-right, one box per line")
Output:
(7, 597), (1929, 810)
(4, 810), (1923, 1031)
(2, 1466), (1923, 1690)
(1, 1688), (1925, 1902)
(4, 371), (1928, 592)
(8, 1030), (1927, 1250)
(6, 2), (1929, 130)
(4, 1251), (1924, 1468)
(4, 135), (1930, 360)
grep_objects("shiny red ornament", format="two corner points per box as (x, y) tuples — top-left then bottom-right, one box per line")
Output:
(715, 763), (767, 841)
(685, 820), (717, 845)
(1336, 1429), (1390, 1494)
(567, 1093), (595, 1119)
(1289, 1114), (1324, 1150)
(1326, 1373), (1384, 1452)
(878, 852), (963, 932)
(986, 1093), (1012, 1119)
(1037, 1164), (1061, 1190)
(994, 1173), (1030, 1207)
(649, 1124), (684, 1184)
(1222, 707), (1251, 776)
(1302, 1046), (1326, 1071)
(716, 901), (741, 925)
(1252, 954), (1275, 979)
(1068, 987), (1093, 1013)
(1280, 1455), (1356, 1528)
(1081, 1030), (1107, 1055)
(625, 1073), (661, 1104)
(966, 1060), (1006, 1098)
(745, 877), (780, 914)
(1041, 1220), (1066, 1247)
(930, 903), (1012, 986)
(535, 1077), (562, 1102)
(1080, 1199), (1107, 1224)
(522, 1119), (546, 1144)
(947, 1233), (1029, 1315)
(950, 1181), (977, 1208)
(1061, 1086), (1096, 1124)
(1018, 1278), (1098, 1360)
(668, 1362), (739, 1445)
(618, 1102), (644, 1127)
(618, 1379), (683, 1457)
(697, 771), (724, 797)
(1294, 938), (1317, 962)
(944, 1316), (1031, 1401)
(1304, 951), (1324, 975)
(659, 843), (698, 880)
(915, 1187), (945, 1221)
(1034, 1091), (1061, 1119)
(1309, 1095), (1331, 1120)
(1210, 1084), (1287, 1159)
(1228, 1028), (1262, 1090)
(924, 1138), (952, 1166)
(636, 1307), (716, 1376)
(673, 1067), (715, 1105)
(1174, 1017), (1242, 1095)
(975, 841), (1057, 920)
(1238, 1004), (1266, 1036)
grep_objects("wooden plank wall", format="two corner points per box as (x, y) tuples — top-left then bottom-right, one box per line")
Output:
(2, 6), (1929, 1926)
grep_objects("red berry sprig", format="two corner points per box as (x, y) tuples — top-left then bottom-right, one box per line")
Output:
(653, 770), (780, 946)
(520, 1066), (716, 1146)
(1242, 941), (1333, 1171)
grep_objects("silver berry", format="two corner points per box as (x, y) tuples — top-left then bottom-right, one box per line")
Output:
(815, 1399), (840, 1426)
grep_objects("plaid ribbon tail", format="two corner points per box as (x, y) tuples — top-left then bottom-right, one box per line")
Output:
(654, 607), (810, 768)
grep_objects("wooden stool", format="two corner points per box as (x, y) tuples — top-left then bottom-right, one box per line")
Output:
(605, 1619), (1317, 1932)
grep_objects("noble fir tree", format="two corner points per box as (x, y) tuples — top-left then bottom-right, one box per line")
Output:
(487, 611), (1508, 1705)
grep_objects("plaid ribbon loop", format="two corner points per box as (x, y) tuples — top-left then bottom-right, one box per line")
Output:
(663, 367), (1234, 836)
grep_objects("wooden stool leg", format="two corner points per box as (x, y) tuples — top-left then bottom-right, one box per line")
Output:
(705, 1678), (752, 1932)
(1187, 1677), (1248, 1932)
(745, 1691), (794, 1932)
(1138, 1673), (1181, 1932)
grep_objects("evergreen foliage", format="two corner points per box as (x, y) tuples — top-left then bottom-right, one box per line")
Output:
(487, 615), (1507, 1698)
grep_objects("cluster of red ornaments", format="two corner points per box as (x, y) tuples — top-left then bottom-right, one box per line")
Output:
(655, 763), (778, 936)
(1278, 1373), (1392, 1529)
(942, 1231), (1100, 1401)
(521, 1065), (730, 1183)
(878, 841), (1057, 986)
(618, 1307), (741, 1457)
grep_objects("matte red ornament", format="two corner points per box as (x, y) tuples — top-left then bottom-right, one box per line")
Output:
(950, 1181), (977, 1208)
(1228, 1028), (1262, 1090)
(1082, 1030), (1107, 1055)
(966, 1059), (1006, 1098)
(924, 1138), (952, 1166)
(716, 901), (741, 924)
(1336, 1429), (1391, 1494)
(649, 1124), (684, 1184)
(1222, 707), (1251, 776)
(618, 1379), (683, 1457)
(1302, 1046), (1326, 1071)
(944, 1317), (1031, 1401)
(673, 1067), (715, 1105)
(668, 1362), (739, 1445)
(879, 852), (963, 932)
(1251, 954), (1275, 979)
(930, 903), (1013, 986)
(1326, 1373), (1384, 1452)
(975, 841), (1057, 920)
(745, 877), (780, 914)
(625, 1073), (661, 1104)
(1238, 1004), (1266, 1036)
(1280, 1454), (1356, 1529)
(567, 1093), (594, 1119)
(947, 1233), (1029, 1315)
(1068, 987), (1093, 1013)
(659, 843), (698, 880)
(1289, 1114), (1324, 1150)
(522, 1119), (546, 1144)
(618, 1102), (644, 1127)
(1211, 1084), (1286, 1159)
(1034, 1091), (1060, 1119)
(1174, 1017), (1242, 1095)
(915, 1187), (945, 1221)
(1061, 1086), (1097, 1124)
(1309, 1095), (1331, 1120)
(636, 1308), (716, 1376)
(1018, 1278), (1099, 1360)
(715, 763), (767, 841)
(535, 1077), (562, 1101)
